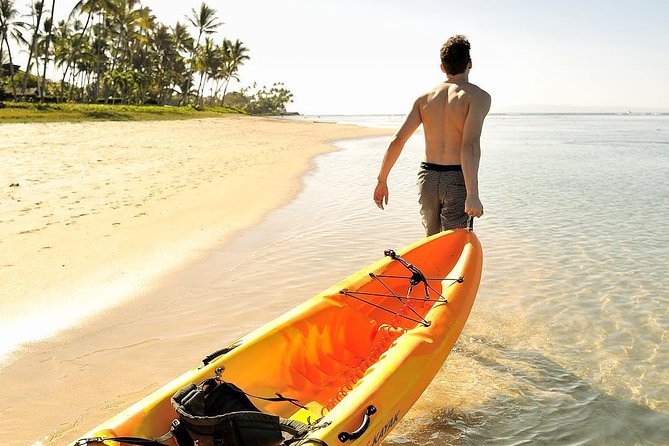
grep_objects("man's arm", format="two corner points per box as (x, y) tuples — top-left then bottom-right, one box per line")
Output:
(374, 98), (423, 209)
(460, 90), (491, 217)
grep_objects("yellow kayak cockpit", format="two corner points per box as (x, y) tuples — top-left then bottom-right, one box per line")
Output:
(72, 229), (482, 446)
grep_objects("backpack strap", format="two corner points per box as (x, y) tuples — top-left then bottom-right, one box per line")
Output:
(73, 436), (169, 446)
(279, 417), (310, 437)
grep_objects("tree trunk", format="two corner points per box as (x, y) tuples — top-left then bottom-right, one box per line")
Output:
(60, 9), (92, 101)
(22, 1), (45, 99)
(182, 30), (202, 106)
(196, 70), (207, 106)
(68, 67), (76, 100)
(0, 24), (5, 63)
(1, 31), (18, 99)
(221, 77), (231, 106)
(212, 78), (222, 105)
(34, 57), (41, 96)
(40, 0), (56, 100)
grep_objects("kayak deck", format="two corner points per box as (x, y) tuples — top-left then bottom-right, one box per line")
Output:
(74, 229), (481, 445)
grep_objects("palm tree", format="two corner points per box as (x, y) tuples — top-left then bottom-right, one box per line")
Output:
(51, 19), (71, 73)
(20, 1), (46, 99)
(2, 1), (251, 106)
(0, 0), (25, 99)
(61, 0), (89, 98)
(61, 0), (113, 100)
(0, 0), (9, 64)
(53, 17), (87, 101)
(0, 1), (11, 65)
(39, 0), (56, 99)
(89, 20), (110, 102)
(166, 21), (192, 104)
(220, 38), (249, 106)
(171, 21), (193, 54)
(183, 2), (220, 105)
(131, 6), (156, 103)
(194, 35), (220, 105)
(102, 0), (145, 103)
(151, 24), (174, 103)
(107, 0), (141, 72)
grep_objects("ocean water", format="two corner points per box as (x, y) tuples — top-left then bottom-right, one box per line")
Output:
(223, 113), (669, 445)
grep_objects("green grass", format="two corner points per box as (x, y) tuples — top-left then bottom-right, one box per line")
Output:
(0, 102), (244, 123)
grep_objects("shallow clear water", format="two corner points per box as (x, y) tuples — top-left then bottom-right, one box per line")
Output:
(215, 113), (669, 445)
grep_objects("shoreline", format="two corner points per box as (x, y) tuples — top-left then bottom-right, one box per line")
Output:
(0, 116), (391, 446)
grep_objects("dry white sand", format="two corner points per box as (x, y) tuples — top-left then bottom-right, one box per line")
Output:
(0, 116), (391, 445)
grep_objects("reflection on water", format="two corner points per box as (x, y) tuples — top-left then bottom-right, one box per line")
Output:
(219, 114), (669, 445)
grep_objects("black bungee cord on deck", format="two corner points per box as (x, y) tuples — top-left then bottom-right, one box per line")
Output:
(339, 289), (431, 327)
(326, 249), (465, 411)
(339, 249), (464, 328)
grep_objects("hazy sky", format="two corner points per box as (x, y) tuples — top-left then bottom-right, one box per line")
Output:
(13, 0), (669, 114)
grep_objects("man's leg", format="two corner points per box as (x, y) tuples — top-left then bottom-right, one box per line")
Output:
(417, 168), (442, 236)
(440, 171), (469, 231)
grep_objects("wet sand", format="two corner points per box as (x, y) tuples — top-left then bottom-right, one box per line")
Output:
(0, 116), (391, 445)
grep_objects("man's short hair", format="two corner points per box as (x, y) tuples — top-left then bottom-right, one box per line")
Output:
(440, 35), (471, 75)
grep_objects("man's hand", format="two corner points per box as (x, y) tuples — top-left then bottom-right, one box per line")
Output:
(465, 195), (484, 217)
(374, 181), (389, 210)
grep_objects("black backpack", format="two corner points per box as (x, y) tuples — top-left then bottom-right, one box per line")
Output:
(170, 378), (310, 446)
(73, 378), (312, 446)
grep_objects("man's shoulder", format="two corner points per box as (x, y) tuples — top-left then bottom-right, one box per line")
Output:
(415, 83), (454, 105)
(468, 83), (491, 101)
(466, 84), (491, 112)
(415, 90), (433, 103)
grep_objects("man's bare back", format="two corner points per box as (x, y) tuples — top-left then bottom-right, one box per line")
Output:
(373, 35), (491, 235)
(419, 81), (488, 165)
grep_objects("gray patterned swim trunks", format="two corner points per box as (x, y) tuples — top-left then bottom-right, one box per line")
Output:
(417, 162), (468, 236)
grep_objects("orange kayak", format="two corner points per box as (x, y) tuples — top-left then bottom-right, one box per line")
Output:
(72, 228), (482, 446)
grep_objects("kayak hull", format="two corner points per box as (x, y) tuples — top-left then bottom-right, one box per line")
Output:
(72, 228), (483, 445)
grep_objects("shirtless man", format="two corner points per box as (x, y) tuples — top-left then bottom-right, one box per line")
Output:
(373, 35), (491, 235)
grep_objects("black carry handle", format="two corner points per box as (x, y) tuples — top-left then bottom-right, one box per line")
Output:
(467, 215), (474, 232)
(338, 405), (377, 443)
(383, 250), (427, 288)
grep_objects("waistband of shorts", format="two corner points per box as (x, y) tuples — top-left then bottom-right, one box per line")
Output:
(420, 162), (462, 172)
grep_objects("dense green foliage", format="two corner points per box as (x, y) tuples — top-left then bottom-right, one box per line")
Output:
(0, 0), (294, 115)
(222, 83), (294, 116)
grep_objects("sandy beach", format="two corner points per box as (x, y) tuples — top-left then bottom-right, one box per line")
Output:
(0, 116), (390, 445)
